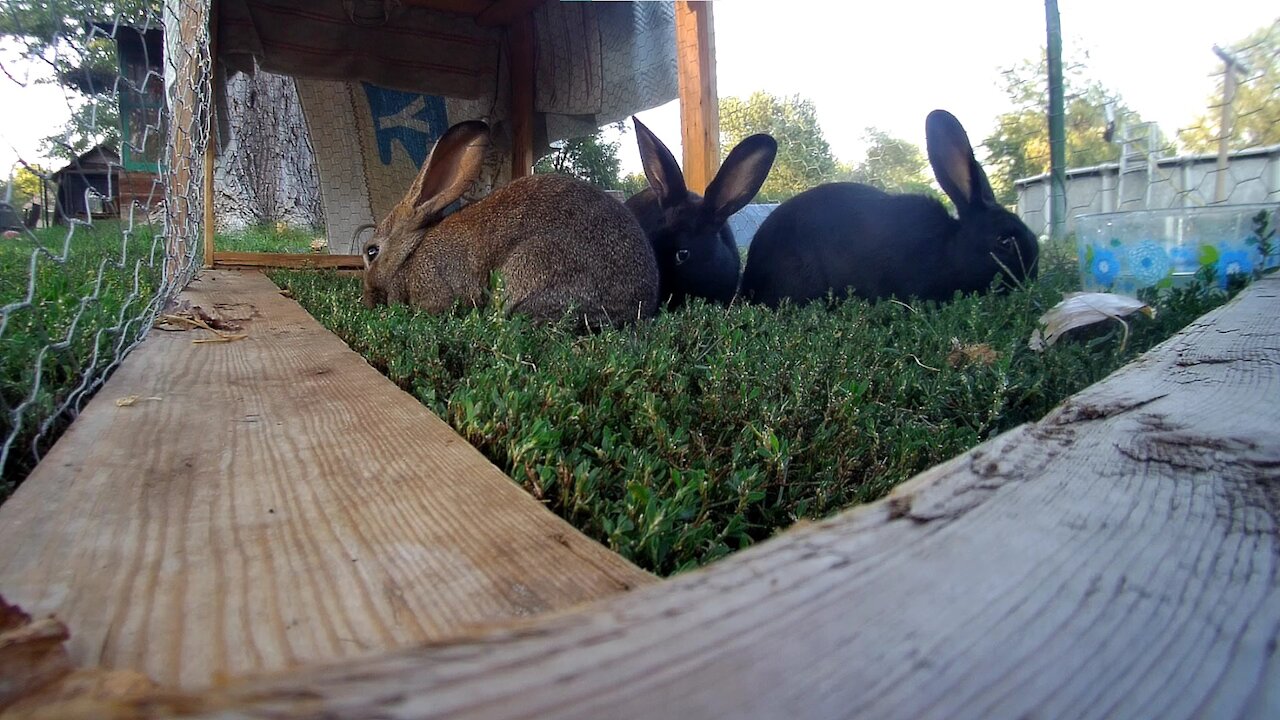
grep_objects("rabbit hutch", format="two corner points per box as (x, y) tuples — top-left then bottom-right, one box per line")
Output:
(0, 1), (1277, 718)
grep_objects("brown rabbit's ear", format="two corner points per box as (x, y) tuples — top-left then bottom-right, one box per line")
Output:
(409, 120), (491, 217)
(633, 114), (687, 208)
(926, 109), (997, 214)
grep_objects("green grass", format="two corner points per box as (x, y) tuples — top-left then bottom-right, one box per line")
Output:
(1, 220), (163, 496)
(270, 253), (1236, 576)
(215, 224), (323, 253)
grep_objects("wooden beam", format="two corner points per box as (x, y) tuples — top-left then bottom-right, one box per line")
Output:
(28, 277), (1280, 718)
(508, 15), (535, 179)
(0, 269), (653, 691)
(202, 0), (218, 269)
(396, 0), (491, 17)
(164, 0), (207, 281)
(213, 252), (365, 269)
(475, 0), (546, 27)
(675, 1), (719, 195)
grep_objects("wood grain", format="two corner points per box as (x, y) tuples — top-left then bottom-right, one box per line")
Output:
(507, 15), (535, 179)
(212, 252), (364, 269)
(675, 1), (719, 195)
(102, 275), (1280, 718)
(0, 269), (652, 690)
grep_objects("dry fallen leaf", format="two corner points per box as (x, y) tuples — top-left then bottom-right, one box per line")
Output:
(947, 338), (1000, 368)
(115, 396), (162, 407)
(1030, 292), (1155, 352)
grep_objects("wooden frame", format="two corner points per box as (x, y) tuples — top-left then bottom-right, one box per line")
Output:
(8, 275), (1277, 717)
(203, 0), (719, 270)
(675, 1), (719, 195)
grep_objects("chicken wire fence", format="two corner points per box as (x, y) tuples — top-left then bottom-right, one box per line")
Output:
(1, 0), (210, 493)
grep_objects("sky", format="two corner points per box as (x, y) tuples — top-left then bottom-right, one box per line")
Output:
(618, 0), (1277, 176)
(1, 1), (1276, 180)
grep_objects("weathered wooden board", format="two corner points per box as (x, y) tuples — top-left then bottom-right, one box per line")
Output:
(108, 275), (1279, 718)
(675, 1), (719, 195)
(213, 252), (364, 269)
(0, 269), (652, 690)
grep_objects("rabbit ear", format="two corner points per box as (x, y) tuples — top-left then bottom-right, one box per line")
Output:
(704, 133), (777, 226)
(633, 115), (688, 208)
(409, 120), (491, 217)
(926, 110), (997, 214)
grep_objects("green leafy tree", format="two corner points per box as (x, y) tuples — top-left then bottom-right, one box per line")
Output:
(1179, 21), (1280, 152)
(1, 0), (159, 160)
(843, 128), (934, 196)
(535, 122), (624, 190)
(720, 92), (838, 202)
(983, 53), (1154, 205)
(619, 172), (649, 199)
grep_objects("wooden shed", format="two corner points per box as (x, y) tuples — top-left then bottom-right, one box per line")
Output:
(49, 145), (120, 222)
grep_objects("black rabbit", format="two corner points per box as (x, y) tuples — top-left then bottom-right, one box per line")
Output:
(740, 109), (1039, 307)
(626, 115), (776, 309)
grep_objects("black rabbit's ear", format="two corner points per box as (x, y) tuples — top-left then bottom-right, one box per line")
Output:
(633, 115), (688, 208)
(410, 120), (490, 217)
(926, 110), (997, 214)
(705, 134), (777, 226)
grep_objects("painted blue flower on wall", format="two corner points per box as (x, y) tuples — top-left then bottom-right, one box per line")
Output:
(1126, 241), (1172, 287)
(1216, 249), (1253, 287)
(362, 83), (448, 168)
(1090, 247), (1119, 286)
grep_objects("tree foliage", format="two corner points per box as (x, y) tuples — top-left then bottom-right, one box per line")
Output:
(2, 0), (159, 161)
(1, 165), (49, 207)
(843, 128), (934, 196)
(720, 92), (838, 202)
(983, 53), (1152, 206)
(1179, 21), (1280, 153)
(534, 123), (624, 190)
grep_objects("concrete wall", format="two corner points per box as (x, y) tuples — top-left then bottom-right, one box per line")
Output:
(1016, 145), (1280, 236)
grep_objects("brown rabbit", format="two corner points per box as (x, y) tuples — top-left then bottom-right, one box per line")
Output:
(361, 120), (659, 327)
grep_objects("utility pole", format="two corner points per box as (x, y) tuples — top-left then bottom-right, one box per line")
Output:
(1045, 0), (1066, 241)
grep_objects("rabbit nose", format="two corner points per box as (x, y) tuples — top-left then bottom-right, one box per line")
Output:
(675, 249), (690, 265)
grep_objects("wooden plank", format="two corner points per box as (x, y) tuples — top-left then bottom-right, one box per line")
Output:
(399, 0), (491, 17)
(674, 1), (719, 195)
(213, 252), (365, 269)
(203, 0), (218, 269)
(98, 275), (1280, 718)
(0, 269), (652, 690)
(475, 0), (546, 28)
(508, 15), (535, 179)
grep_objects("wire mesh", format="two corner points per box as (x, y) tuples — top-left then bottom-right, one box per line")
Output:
(0, 0), (210, 495)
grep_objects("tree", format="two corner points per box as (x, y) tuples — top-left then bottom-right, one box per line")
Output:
(843, 128), (934, 196)
(1, 1), (160, 160)
(619, 172), (649, 199)
(1179, 21), (1280, 153)
(983, 53), (1154, 205)
(535, 123), (624, 190)
(720, 92), (838, 202)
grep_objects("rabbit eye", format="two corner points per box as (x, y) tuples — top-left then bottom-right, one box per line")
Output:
(365, 245), (380, 261)
(999, 235), (1015, 247)
(674, 249), (690, 265)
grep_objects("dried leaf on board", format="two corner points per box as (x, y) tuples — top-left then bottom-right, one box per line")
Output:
(1030, 292), (1155, 352)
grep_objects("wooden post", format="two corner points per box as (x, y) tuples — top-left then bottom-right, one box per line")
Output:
(163, 0), (208, 284)
(675, 1), (718, 195)
(1212, 45), (1247, 204)
(508, 15), (535, 180)
(203, 0), (217, 268)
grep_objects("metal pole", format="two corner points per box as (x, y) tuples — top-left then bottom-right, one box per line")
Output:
(1045, 0), (1067, 241)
